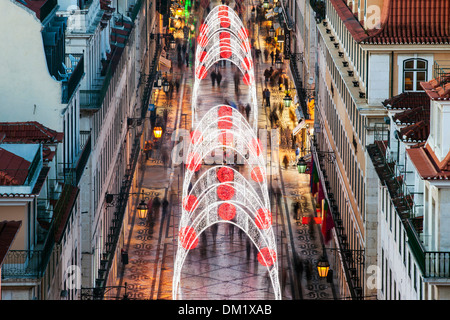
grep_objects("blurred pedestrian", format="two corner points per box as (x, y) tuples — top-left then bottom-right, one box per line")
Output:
(161, 149), (169, 169)
(264, 48), (269, 62)
(245, 104), (251, 120)
(294, 251), (304, 282)
(283, 154), (289, 169)
(234, 71), (240, 94)
(308, 213), (315, 240)
(144, 141), (151, 160)
(293, 201), (300, 220)
(211, 70), (217, 86)
(264, 68), (271, 84)
(162, 197), (169, 218)
(270, 50), (275, 65)
(211, 223), (218, 244)
(146, 198), (153, 226)
(217, 71), (222, 87)
(264, 88), (271, 107)
(152, 195), (161, 216)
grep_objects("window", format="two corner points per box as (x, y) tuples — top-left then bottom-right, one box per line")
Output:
(403, 58), (427, 92)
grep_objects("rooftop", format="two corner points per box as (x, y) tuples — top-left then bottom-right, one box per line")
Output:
(0, 121), (64, 144)
(420, 77), (450, 101)
(382, 91), (430, 110)
(330, 0), (450, 45)
(407, 144), (450, 180)
(0, 148), (31, 186)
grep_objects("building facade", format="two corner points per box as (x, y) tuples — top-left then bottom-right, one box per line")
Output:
(0, 0), (161, 300)
(290, 0), (450, 299)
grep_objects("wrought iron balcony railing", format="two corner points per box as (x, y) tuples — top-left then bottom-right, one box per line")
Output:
(368, 125), (450, 279)
(1, 250), (43, 279)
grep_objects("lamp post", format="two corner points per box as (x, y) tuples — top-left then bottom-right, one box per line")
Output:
(275, 58), (283, 69)
(317, 255), (330, 278)
(283, 92), (292, 107)
(153, 126), (163, 139)
(263, 0), (269, 9)
(269, 25), (275, 38)
(162, 79), (170, 94)
(137, 198), (148, 219)
(297, 157), (307, 173)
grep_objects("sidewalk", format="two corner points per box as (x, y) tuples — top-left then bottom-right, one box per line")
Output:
(251, 8), (336, 300)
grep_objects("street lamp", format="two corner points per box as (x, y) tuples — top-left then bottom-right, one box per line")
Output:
(317, 255), (330, 278)
(263, 0), (269, 9)
(275, 58), (283, 69)
(153, 126), (163, 139)
(170, 37), (176, 50)
(269, 25), (275, 38)
(297, 157), (307, 173)
(162, 79), (170, 93)
(136, 198), (148, 219)
(283, 92), (292, 107)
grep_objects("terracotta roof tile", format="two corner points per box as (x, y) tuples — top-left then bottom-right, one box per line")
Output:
(399, 120), (429, 142)
(330, 0), (450, 45)
(393, 105), (430, 125)
(382, 91), (430, 110)
(0, 122), (63, 144)
(0, 148), (31, 186)
(420, 74), (450, 100)
(408, 144), (450, 180)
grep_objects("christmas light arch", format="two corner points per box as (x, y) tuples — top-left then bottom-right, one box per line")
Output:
(172, 6), (281, 300)
(192, 5), (258, 131)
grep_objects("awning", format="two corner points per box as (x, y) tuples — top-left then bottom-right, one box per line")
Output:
(159, 55), (172, 72)
(293, 120), (306, 136)
(53, 184), (80, 243)
(0, 220), (22, 266)
(293, 119), (314, 136)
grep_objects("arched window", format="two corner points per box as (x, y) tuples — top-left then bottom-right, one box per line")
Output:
(403, 58), (428, 92)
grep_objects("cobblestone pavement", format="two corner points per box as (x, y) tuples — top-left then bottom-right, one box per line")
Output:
(115, 0), (336, 301)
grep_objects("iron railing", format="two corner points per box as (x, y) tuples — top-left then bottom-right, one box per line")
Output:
(74, 134), (91, 186)
(369, 128), (450, 279)
(310, 135), (365, 299)
(289, 52), (309, 120)
(80, 90), (102, 110)
(433, 61), (450, 87)
(64, 55), (85, 103)
(1, 250), (43, 279)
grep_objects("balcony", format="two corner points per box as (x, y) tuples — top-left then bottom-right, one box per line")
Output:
(1, 250), (43, 279)
(62, 132), (91, 186)
(62, 55), (85, 103)
(58, 0), (103, 34)
(433, 60), (450, 87)
(368, 124), (450, 279)
(80, 90), (102, 110)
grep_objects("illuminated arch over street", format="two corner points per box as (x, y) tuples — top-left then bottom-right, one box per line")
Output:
(173, 106), (281, 300)
(192, 5), (257, 130)
(172, 6), (280, 300)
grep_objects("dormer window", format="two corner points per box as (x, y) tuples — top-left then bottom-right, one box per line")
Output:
(403, 58), (428, 92)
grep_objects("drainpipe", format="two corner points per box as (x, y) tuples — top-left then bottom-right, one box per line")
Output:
(390, 51), (394, 98)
